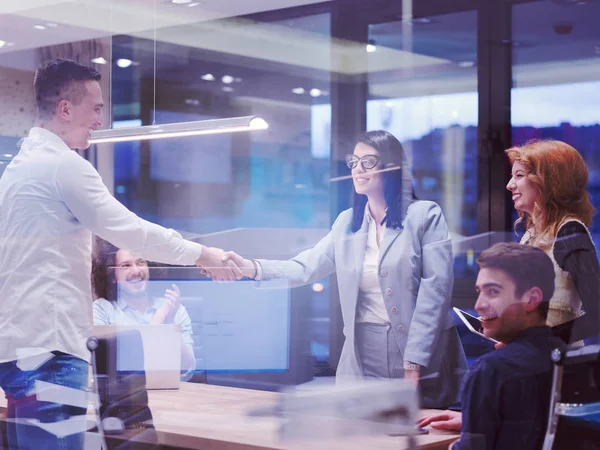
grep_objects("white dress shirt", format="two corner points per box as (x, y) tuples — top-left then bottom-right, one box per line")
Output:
(0, 127), (203, 363)
(356, 206), (390, 324)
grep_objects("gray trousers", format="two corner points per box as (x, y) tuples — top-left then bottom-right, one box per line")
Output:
(355, 322), (468, 408)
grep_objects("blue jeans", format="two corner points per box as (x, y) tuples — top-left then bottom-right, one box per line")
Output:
(0, 351), (89, 450)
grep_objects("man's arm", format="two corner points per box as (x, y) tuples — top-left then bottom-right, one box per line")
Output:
(55, 151), (240, 279)
(452, 359), (501, 450)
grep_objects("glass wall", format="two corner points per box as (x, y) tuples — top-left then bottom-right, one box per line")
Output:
(1, 1), (598, 446)
(512, 0), (600, 247)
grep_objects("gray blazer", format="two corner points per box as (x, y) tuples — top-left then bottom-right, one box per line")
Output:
(257, 200), (464, 396)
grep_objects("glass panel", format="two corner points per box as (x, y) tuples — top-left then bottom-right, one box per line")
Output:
(367, 10), (482, 366)
(108, 10), (333, 383)
(512, 0), (600, 248)
(368, 11), (479, 239)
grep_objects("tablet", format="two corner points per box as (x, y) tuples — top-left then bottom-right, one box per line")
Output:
(453, 307), (498, 344)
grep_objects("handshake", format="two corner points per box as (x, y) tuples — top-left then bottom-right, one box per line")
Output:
(195, 246), (257, 281)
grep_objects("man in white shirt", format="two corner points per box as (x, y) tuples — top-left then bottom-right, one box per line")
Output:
(0, 58), (240, 449)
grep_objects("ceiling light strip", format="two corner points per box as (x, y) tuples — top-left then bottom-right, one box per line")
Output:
(89, 116), (268, 144)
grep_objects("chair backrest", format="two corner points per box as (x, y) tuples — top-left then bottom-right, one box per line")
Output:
(90, 329), (159, 448)
(543, 345), (600, 450)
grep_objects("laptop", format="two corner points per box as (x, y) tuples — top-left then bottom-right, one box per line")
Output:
(91, 324), (182, 390)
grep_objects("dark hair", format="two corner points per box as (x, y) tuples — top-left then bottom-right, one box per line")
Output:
(476, 242), (555, 319)
(351, 130), (414, 232)
(34, 58), (101, 118)
(91, 237), (119, 301)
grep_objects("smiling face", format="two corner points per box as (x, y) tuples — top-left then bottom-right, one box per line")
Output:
(506, 161), (539, 215)
(474, 267), (542, 343)
(114, 250), (149, 298)
(351, 142), (384, 197)
(61, 80), (104, 150)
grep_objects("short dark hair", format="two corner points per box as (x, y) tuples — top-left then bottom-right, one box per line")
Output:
(477, 242), (555, 319)
(351, 130), (416, 232)
(34, 59), (101, 118)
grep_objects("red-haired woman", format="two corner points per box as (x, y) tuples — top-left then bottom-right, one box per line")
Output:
(506, 139), (600, 343)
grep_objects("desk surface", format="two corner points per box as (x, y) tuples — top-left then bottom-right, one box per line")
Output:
(147, 383), (459, 450)
(0, 382), (459, 450)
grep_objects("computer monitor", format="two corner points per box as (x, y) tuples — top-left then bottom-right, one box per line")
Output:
(143, 267), (291, 373)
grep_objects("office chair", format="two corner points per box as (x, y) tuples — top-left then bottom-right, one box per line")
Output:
(543, 344), (600, 450)
(88, 329), (159, 450)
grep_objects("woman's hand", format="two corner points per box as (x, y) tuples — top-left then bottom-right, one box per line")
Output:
(404, 368), (420, 385)
(219, 252), (256, 279)
(152, 284), (181, 324)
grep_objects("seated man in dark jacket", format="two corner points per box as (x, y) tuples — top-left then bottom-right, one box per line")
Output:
(418, 242), (565, 450)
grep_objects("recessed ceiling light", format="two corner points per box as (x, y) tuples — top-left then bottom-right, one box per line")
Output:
(457, 60), (475, 68)
(172, 0), (192, 4)
(221, 75), (234, 84)
(33, 25), (46, 30)
(366, 39), (377, 53)
(309, 88), (322, 98)
(91, 57), (107, 65)
(184, 98), (200, 106)
(222, 86), (234, 92)
(116, 58), (133, 68)
(187, 2), (201, 6)
(0, 41), (5, 49)
(292, 87), (305, 95)
(201, 73), (215, 81)
(3, 154), (13, 157)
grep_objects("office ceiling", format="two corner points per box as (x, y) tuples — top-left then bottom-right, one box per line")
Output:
(0, 0), (598, 103)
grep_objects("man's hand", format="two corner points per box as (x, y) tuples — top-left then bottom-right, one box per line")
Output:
(416, 410), (462, 431)
(152, 284), (180, 324)
(196, 246), (243, 281)
(220, 251), (256, 278)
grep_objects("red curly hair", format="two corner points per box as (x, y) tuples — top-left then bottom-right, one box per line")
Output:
(506, 139), (595, 241)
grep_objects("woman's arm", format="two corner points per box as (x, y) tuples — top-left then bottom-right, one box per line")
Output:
(553, 221), (600, 342)
(404, 202), (454, 368)
(221, 212), (349, 287)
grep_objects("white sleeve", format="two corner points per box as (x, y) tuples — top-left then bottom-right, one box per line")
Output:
(55, 151), (203, 266)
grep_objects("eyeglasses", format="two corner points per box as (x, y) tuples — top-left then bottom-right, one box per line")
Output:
(345, 154), (380, 170)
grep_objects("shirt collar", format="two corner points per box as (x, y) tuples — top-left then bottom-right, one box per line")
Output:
(364, 203), (387, 226)
(512, 325), (553, 342)
(364, 204), (374, 224)
(26, 127), (72, 152)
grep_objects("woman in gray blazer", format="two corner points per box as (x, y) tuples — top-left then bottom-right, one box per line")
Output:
(220, 130), (467, 408)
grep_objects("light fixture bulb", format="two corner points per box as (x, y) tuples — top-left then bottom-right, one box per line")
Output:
(116, 59), (133, 68)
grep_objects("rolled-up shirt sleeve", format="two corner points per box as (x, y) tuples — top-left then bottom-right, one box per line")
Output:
(55, 150), (202, 266)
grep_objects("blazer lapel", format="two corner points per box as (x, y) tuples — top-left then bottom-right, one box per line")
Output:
(379, 226), (403, 268)
(347, 214), (368, 326)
